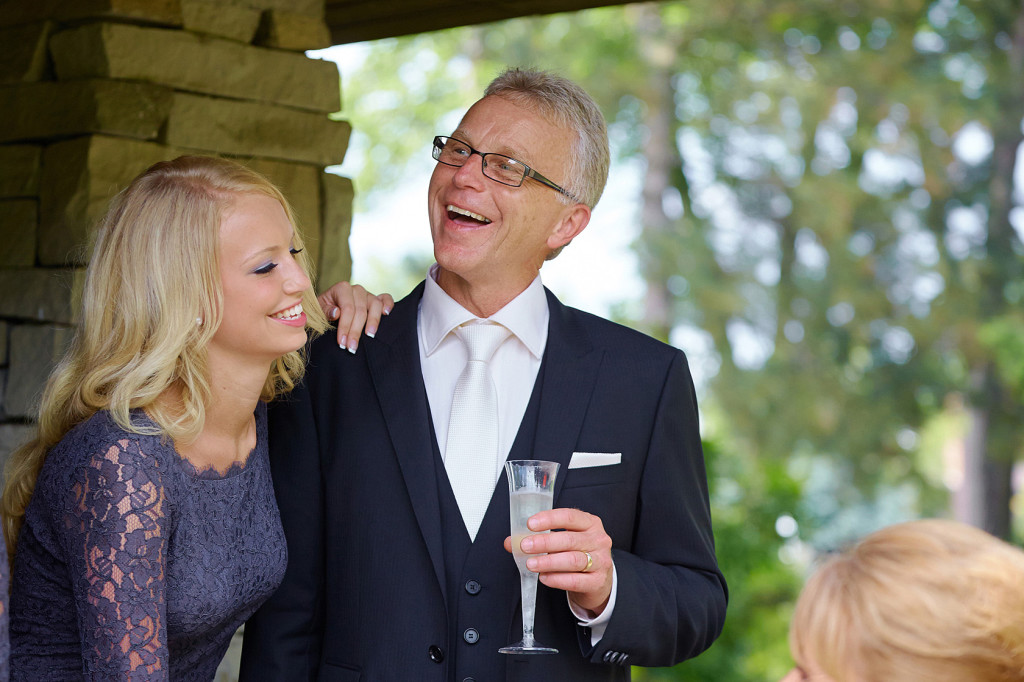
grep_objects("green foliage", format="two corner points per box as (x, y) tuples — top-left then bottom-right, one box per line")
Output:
(979, 313), (1024, 401)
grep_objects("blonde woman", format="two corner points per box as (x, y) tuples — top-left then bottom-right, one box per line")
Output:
(1, 156), (386, 680)
(783, 519), (1024, 682)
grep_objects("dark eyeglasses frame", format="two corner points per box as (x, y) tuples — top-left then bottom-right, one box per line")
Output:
(432, 136), (578, 202)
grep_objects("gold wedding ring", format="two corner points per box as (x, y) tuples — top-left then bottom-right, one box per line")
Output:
(582, 550), (594, 573)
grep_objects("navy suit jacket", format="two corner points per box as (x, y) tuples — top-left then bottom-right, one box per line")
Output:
(240, 284), (727, 681)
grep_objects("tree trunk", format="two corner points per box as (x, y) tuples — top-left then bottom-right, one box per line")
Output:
(635, 5), (681, 342)
(958, 364), (1013, 538)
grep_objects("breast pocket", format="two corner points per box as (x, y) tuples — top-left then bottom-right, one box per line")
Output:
(560, 462), (622, 489)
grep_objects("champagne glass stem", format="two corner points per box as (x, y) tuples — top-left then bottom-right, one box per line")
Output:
(520, 571), (538, 647)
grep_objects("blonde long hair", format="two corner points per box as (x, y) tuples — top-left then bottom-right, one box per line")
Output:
(790, 519), (1024, 681)
(1, 155), (327, 559)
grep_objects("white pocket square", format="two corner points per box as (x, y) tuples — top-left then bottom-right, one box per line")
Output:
(568, 452), (621, 469)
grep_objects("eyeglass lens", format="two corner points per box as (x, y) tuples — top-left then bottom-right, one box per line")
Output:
(434, 137), (527, 187)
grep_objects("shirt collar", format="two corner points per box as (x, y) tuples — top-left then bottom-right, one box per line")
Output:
(420, 264), (549, 359)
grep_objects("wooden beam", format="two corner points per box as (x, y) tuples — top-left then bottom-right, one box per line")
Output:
(325, 0), (630, 44)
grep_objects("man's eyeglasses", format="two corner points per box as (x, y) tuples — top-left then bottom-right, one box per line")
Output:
(432, 136), (577, 202)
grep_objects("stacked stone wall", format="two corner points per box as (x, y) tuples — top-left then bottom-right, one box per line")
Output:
(0, 0), (354, 475)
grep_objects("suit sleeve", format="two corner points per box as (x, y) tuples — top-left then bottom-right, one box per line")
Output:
(588, 351), (727, 667)
(240, 371), (325, 681)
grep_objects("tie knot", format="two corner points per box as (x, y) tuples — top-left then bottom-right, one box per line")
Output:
(455, 322), (511, 364)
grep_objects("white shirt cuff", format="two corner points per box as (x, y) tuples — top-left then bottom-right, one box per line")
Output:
(567, 561), (617, 647)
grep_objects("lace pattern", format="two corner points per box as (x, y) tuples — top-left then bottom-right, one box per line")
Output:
(10, 404), (286, 681)
(0, 525), (8, 682)
(68, 437), (168, 677)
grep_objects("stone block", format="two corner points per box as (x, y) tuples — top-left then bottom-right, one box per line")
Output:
(181, 0), (261, 42)
(39, 136), (179, 266)
(0, 80), (171, 144)
(0, 145), (42, 197)
(36, 135), (329, 266)
(0, 423), (34, 470)
(318, 172), (353, 289)
(0, 200), (37, 267)
(243, 158), (321, 256)
(165, 92), (350, 166)
(0, 21), (53, 84)
(5, 323), (73, 418)
(51, 23), (340, 112)
(0, 268), (83, 324)
(256, 10), (331, 50)
(0, 0), (181, 29)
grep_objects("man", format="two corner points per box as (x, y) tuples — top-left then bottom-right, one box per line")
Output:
(240, 67), (727, 681)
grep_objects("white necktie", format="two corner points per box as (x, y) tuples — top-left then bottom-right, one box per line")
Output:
(445, 321), (511, 541)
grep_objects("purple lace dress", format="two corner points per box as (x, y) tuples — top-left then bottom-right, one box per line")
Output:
(10, 403), (286, 681)
(0, 524), (9, 682)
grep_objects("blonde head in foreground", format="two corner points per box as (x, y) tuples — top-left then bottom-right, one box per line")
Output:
(786, 519), (1024, 682)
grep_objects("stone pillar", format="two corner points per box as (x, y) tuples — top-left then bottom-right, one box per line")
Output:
(0, 0), (353, 469)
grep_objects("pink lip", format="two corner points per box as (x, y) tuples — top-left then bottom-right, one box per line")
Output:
(271, 312), (306, 328)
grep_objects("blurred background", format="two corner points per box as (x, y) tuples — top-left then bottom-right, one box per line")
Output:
(311, 1), (1024, 678)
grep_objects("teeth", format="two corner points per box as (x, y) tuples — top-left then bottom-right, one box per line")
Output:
(273, 303), (303, 320)
(447, 204), (491, 224)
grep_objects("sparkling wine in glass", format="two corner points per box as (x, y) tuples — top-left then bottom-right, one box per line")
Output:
(500, 459), (559, 655)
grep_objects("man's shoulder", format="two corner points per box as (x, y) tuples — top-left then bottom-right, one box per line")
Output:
(552, 297), (680, 359)
(308, 282), (425, 357)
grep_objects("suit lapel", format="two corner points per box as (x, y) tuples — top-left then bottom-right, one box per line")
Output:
(532, 290), (603, 502)
(364, 283), (448, 601)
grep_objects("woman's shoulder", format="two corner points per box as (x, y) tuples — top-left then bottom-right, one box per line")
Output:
(47, 409), (170, 476)
(30, 410), (172, 526)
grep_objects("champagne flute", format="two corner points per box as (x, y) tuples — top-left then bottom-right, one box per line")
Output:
(500, 459), (559, 654)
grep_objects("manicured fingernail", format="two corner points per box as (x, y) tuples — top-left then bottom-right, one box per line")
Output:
(338, 335), (347, 349)
(383, 306), (392, 315)
(347, 342), (357, 354)
(521, 537), (534, 551)
(330, 307), (339, 319)
(366, 326), (377, 338)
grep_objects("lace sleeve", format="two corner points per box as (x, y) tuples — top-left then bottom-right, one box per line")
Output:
(60, 436), (169, 680)
(0, 524), (8, 682)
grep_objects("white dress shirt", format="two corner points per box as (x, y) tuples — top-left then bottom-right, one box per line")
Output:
(417, 265), (616, 643)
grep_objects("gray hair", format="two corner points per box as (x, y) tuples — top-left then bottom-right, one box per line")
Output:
(485, 67), (610, 211)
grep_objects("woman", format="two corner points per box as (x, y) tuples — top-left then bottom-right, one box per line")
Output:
(783, 519), (1024, 682)
(1, 156), (382, 680)
(0, 529), (7, 682)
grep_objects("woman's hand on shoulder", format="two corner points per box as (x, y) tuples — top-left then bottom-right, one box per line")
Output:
(317, 282), (394, 353)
